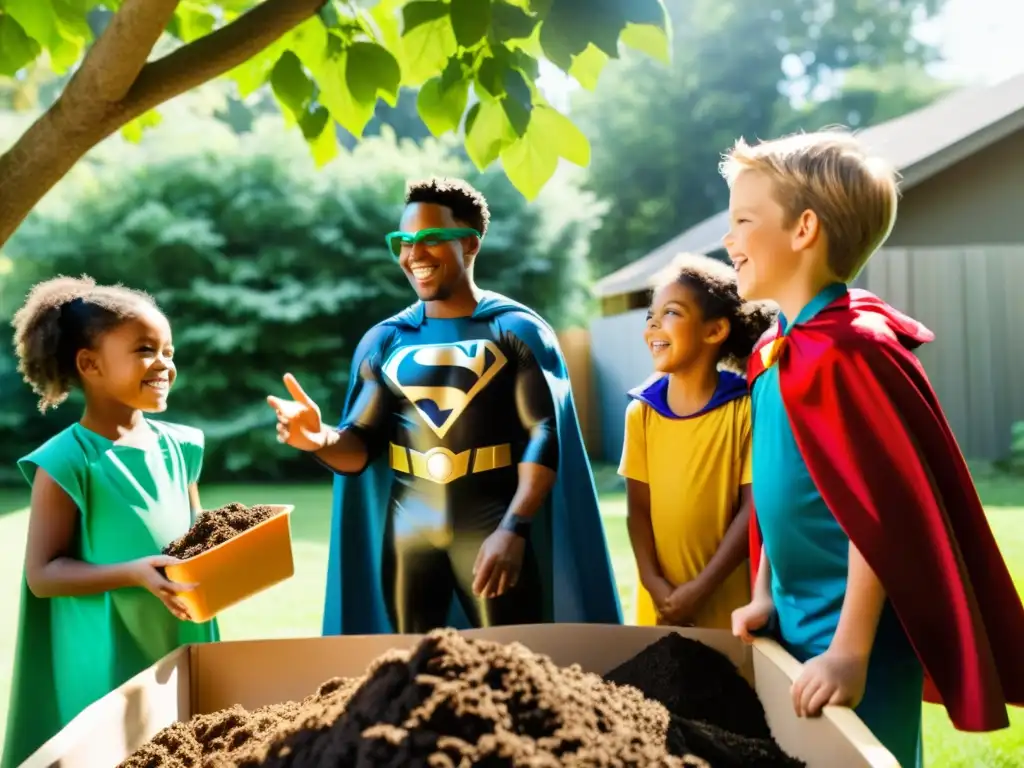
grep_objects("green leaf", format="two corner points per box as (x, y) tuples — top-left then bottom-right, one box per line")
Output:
(491, 1), (536, 43)
(503, 66), (532, 107)
(417, 76), (470, 137)
(501, 96), (531, 136)
(539, 0), (625, 70)
(399, 9), (457, 85)
(291, 15), (329, 68)
(291, 21), (376, 137)
(271, 50), (315, 118)
(169, 1), (216, 43)
(464, 99), (517, 170)
(440, 55), (464, 90)
(619, 21), (671, 65)
(299, 104), (330, 140)
(510, 49), (540, 79)
(49, 0), (93, 73)
(501, 63), (533, 136)
(567, 43), (608, 90)
(3, 0), (55, 45)
(0, 15), (41, 76)
(402, 0), (448, 33)
(299, 105), (339, 167)
(532, 104), (589, 166)
(450, 0), (490, 47)
(228, 36), (289, 96)
(476, 56), (505, 99)
(318, 0), (342, 29)
(367, 0), (404, 50)
(310, 120), (339, 167)
(316, 50), (377, 137)
(120, 109), (163, 144)
(499, 118), (558, 201)
(344, 41), (401, 107)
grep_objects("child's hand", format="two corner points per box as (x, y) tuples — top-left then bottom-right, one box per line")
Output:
(644, 577), (675, 616)
(791, 650), (869, 717)
(659, 580), (706, 626)
(731, 596), (774, 643)
(127, 555), (197, 622)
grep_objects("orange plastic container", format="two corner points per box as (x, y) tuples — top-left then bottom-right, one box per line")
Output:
(164, 504), (295, 623)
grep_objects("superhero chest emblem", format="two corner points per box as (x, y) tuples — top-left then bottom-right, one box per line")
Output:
(381, 340), (508, 438)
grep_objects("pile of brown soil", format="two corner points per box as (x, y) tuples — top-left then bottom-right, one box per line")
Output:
(119, 678), (365, 768)
(162, 502), (276, 560)
(120, 630), (804, 768)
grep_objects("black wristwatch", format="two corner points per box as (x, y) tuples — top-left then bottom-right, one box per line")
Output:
(500, 513), (533, 539)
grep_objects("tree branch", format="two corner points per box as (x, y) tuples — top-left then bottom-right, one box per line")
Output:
(0, 0), (326, 249)
(117, 0), (326, 125)
(68, 0), (183, 108)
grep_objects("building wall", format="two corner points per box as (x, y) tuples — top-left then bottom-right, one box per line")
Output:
(591, 309), (655, 462)
(887, 129), (1024, 248)
(860, 245), (1024, 460)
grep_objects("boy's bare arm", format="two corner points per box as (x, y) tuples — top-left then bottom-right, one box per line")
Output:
(791, 543), (885, 717)
(831, 543), (887, 658)
(753, 545), (772, 602)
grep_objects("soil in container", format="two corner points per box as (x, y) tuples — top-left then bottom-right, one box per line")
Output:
(162, 502), (277, 560)
(120, 630), (805, 768)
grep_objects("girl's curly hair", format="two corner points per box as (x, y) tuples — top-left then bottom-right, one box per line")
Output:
(12, 275), (158, 412)
(653, 253), (778, 372)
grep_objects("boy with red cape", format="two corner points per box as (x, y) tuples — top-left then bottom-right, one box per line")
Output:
(720, 130), (1024, 768)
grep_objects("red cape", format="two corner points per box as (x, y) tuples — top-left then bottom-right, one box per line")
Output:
(747, 288), (1024, 732)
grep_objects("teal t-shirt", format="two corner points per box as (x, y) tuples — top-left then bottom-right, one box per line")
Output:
(1, 420), (220, 768)
(751, 284), (924, 768)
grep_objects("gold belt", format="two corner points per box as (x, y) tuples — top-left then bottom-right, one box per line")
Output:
(389, 442), (512, 485)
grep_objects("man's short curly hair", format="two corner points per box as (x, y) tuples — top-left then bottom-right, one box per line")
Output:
(405, 177), (491, 236)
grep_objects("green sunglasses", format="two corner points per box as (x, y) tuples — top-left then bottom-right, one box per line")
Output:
(384, 227), (481, 258)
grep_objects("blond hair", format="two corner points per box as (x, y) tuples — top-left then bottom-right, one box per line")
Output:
(719, 128), (900, 281)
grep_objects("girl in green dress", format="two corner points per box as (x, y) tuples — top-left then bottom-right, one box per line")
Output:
(2, 276), (219, 768)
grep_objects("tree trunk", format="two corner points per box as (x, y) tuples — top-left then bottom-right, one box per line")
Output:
(0, 0), (324, 249)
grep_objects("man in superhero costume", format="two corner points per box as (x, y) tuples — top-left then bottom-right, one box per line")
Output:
(268, 177), (621, 634)
(722, 131), (1024, 767)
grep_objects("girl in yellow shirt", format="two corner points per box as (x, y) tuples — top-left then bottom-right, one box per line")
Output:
(618, 253), (776, 628)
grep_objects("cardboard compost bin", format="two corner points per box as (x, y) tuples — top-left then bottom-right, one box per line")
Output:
(21, 624), (899, 768)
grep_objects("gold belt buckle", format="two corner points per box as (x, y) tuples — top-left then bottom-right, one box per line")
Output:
(389, 443), (511, 484)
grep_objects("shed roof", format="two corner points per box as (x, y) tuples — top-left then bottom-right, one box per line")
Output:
(594, 72), (1024, 298)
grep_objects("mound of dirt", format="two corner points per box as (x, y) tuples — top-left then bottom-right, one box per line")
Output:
(163, 502), (277, 560)
(119, 630), (804, 768)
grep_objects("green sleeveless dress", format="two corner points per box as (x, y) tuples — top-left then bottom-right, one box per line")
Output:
(1, 420), (220, 768)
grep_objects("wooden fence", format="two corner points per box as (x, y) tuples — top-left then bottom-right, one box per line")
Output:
(557, 328), (600, 457)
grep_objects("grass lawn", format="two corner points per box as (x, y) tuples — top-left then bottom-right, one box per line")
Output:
(0, 473), (1021, 765)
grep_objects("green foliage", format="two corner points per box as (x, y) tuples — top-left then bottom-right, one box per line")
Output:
(0, 109), (604, 482)
(1010, 422), (1024, 474)
(573, 0), (953, 278)
(0, 0), (673, 201)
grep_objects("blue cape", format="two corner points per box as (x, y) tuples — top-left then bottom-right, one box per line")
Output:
(322, 291), (623, 634)
(627, 369), (748, 419)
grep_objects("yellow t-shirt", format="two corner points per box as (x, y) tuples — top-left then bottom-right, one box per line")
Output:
(618, 394), (752, 629)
